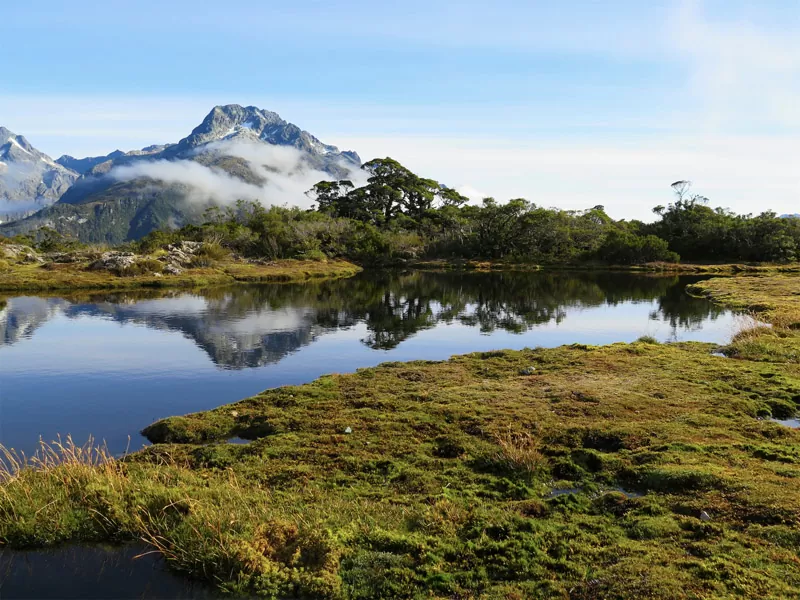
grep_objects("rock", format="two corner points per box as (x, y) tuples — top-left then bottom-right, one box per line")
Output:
(89, 251), (137, 272)
(46, 252), (79, 263)
(1, 243), (41, 262)
(699, 510), (712, 522)
(22, 252), (43, 264)
(165, 241), (203, 267)
(45, 251), (100, 264)
(519, 366), (537, 375)
(163, 264), (183, 276)
(344, 427), (353, 434)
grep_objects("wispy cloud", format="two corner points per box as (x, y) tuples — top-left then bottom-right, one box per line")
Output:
(339, 133), (800, 220)
(109, 140), (365, 208)
(671, 0), (800, 130)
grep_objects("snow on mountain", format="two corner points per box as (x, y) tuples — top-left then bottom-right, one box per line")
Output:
(0, 127), (79, 220)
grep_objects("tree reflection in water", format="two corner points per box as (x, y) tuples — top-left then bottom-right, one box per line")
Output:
(0, 271), (726, 364)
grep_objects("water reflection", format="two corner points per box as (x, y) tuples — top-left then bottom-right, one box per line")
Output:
(0, 271), (735, 456)
(0, 544), (219, 599)
(0, 271), (726, 368)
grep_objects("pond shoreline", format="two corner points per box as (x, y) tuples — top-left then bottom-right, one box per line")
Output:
(1, 271), (799, 598)
(4, 235), (800, 294)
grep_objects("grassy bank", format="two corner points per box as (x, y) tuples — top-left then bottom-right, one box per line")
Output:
(688, 275), (800, 327)
(2, 299), (800, 598)
(687, 275), (800, 364)
(413, 258), (800, 274)
(0, 259), (362, 292)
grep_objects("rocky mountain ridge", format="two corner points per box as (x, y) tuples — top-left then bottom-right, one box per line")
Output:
(0, 105), (361, 242)
(0, 127), (79, 222)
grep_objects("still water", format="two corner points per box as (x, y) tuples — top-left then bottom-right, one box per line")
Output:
(0, 270), (736, 456)
(0, 544), (218, 599)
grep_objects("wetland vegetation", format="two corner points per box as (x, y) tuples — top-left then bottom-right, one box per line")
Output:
(1, 268), (799, 598)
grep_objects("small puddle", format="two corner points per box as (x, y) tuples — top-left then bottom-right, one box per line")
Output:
(0, 544), (220, 599)
(546, 487), (582, 498)
(227, 437), (251, 445)
(771, 417), (800, 429)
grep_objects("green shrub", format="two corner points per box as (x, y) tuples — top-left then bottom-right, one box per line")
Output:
(134, 230), (182, 254)
(197, 242), (230, 261)
(595, 230), (679, 265)
(296, 248), (328, 262)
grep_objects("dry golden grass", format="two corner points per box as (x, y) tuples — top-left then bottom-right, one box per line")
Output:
(492, 429), (545, 476)
(0, 259), (361, 292)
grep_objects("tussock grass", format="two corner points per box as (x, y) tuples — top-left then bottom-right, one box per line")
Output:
(490, 430), (546, 478)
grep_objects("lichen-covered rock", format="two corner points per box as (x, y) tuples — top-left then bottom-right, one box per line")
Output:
(1, 243), (42, 263)
(166, 241), (203, 267)
(89, 251), (137, 272)
(163, 264), (184, 276)
(45, 251), (101, 264)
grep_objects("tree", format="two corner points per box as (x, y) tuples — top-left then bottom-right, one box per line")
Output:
(308, 158), (466, 225)
(306, 180), (354, 214)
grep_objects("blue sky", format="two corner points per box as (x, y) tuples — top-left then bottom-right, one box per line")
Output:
(2, 0), (798, 219)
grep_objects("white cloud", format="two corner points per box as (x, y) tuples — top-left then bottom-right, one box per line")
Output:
(456, 185), (491, 203)
(109, 139), (365, 209)
(671, 0), (800, 130)
(337, 134), (800, 221)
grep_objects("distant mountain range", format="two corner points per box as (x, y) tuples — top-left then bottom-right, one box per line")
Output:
(781, 214), (800, 219)
(56, 150), (127, 174)
(0, 127), (79, 222)
(0, 105), (360, 242)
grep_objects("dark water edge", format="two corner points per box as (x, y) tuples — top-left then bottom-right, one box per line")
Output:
(0, 544), (222, 599)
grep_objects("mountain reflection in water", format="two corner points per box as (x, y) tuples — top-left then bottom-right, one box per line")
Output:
(0, 271), (726, 369)
(0, 271), (734, 455)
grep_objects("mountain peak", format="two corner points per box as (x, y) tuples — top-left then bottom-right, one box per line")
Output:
(57, 150), (127, 174)
(0, 128), (38, 159)
(172, 104), (360, 165)
(0, 128), (78, 219)
(175, 104), (287, 150)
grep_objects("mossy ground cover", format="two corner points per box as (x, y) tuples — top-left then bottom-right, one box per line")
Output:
(0, 259), (361, 292)
(688, 275), (800, 363)
(2, 327), (800, 597)
(688, 275), (800, 327)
